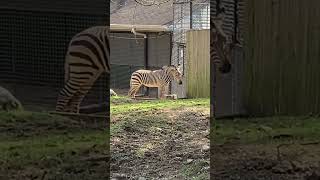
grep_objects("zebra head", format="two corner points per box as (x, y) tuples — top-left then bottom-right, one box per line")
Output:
(162, 65), (183, 85)
(211, 10), (232, 74)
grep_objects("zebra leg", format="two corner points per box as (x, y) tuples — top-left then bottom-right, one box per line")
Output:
(158, 86), (165, 99)
(68, 89), (89, 113)
(128, 85), (141, 99)
(56, 81), (80, 112)
(163, 85), (170, 97)
(157, 87), (161, 99)
(67, 80), (94, 113)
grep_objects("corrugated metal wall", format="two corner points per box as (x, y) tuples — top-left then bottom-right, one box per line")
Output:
(244, 0), (320, 116)
(0, 3), (108, 111)
(110, 32), (171, 96)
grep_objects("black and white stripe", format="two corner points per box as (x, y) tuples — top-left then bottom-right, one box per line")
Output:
(210, 0), (245, 73)
(56, 26), (110, 113)
(128, 65), (183, 99)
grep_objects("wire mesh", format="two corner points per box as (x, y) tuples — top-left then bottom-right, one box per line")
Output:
(171, 0), (209, 98)
(0, 8), (108, 111)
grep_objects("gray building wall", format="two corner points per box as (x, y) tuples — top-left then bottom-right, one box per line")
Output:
(110, 32), (171, 96)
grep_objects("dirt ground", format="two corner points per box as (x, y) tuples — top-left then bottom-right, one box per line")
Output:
(211, 117), (320, 180)
(212, 143), (320, 180)
(110, 105), (210, 179)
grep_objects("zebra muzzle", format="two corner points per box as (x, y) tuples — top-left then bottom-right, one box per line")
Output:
(178, 80), (183, 85)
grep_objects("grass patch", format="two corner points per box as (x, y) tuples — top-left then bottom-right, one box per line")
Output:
(111, 114), (168, 135)
(181, 160), (209, 180)
(212, 116), (320, 144)
(0, 110), (109, 179)
(111, 96), (209, 115)
(0, 110), (69, 124)
(1, 130), (108, 168)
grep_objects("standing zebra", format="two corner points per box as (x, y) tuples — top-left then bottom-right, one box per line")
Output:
(128, 65), (183, 99)
(56, 26), (110, 113)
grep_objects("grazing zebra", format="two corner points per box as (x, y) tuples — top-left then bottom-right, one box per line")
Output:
(211, 6), (233, 74)
(56, 26), (110, 113)
(128, 65), (183, 99)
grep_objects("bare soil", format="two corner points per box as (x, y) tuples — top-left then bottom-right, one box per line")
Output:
(111, 107), (210, 179)
(211, 136), (320, 180)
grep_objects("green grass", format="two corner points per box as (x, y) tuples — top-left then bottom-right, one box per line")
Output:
(1, 131), (108, 167)
(181, 160), (209, 180)
(0, 110), (65, 122)
(212, 116), (320, 144)
(0, 110), (108, 178)
(111, 96), (209, 115)
(111, 113), (169, 135)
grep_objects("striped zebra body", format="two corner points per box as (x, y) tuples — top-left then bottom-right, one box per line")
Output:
(56, 26), (110, 113)
(128, 65), (183, 99)
(210, 7), (232, 74)
(210, 0), (245, 74)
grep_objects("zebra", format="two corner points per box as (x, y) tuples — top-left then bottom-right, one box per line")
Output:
(211, 7), (232, 74)
(128, 65), (183, 99)
(56, 26), (110, 113)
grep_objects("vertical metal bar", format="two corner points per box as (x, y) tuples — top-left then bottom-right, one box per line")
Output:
(144, 33), (149, 96)
(190, 1), (193, 29)
(169, 32), (173, 94)
(234, 0), (239, 44)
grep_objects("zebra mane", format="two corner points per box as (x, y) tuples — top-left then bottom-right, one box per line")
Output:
(162, 65), (178, 72)
(161, 65), (182, 77)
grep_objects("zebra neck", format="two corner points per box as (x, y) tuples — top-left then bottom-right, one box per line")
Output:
(161, 70), (173, 83)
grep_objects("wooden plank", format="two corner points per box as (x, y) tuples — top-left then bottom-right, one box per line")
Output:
(110, 24), (169, 33)
(186, 29), (210, 98)
(49, 111), (108, 119)
(244, 0), (320, 116)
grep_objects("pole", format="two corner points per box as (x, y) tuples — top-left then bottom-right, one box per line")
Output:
(144, 33), (149, 96)
(190, 1), (193, 29)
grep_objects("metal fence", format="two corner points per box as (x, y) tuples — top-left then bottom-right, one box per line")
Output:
(0, 8), (108, 111)
(171, 0), (209, 98)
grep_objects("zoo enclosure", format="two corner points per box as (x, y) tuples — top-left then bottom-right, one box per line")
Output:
(0, 3), (108, 111)
(171, 0), (210, 98)
(110, 24), (172, 97)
